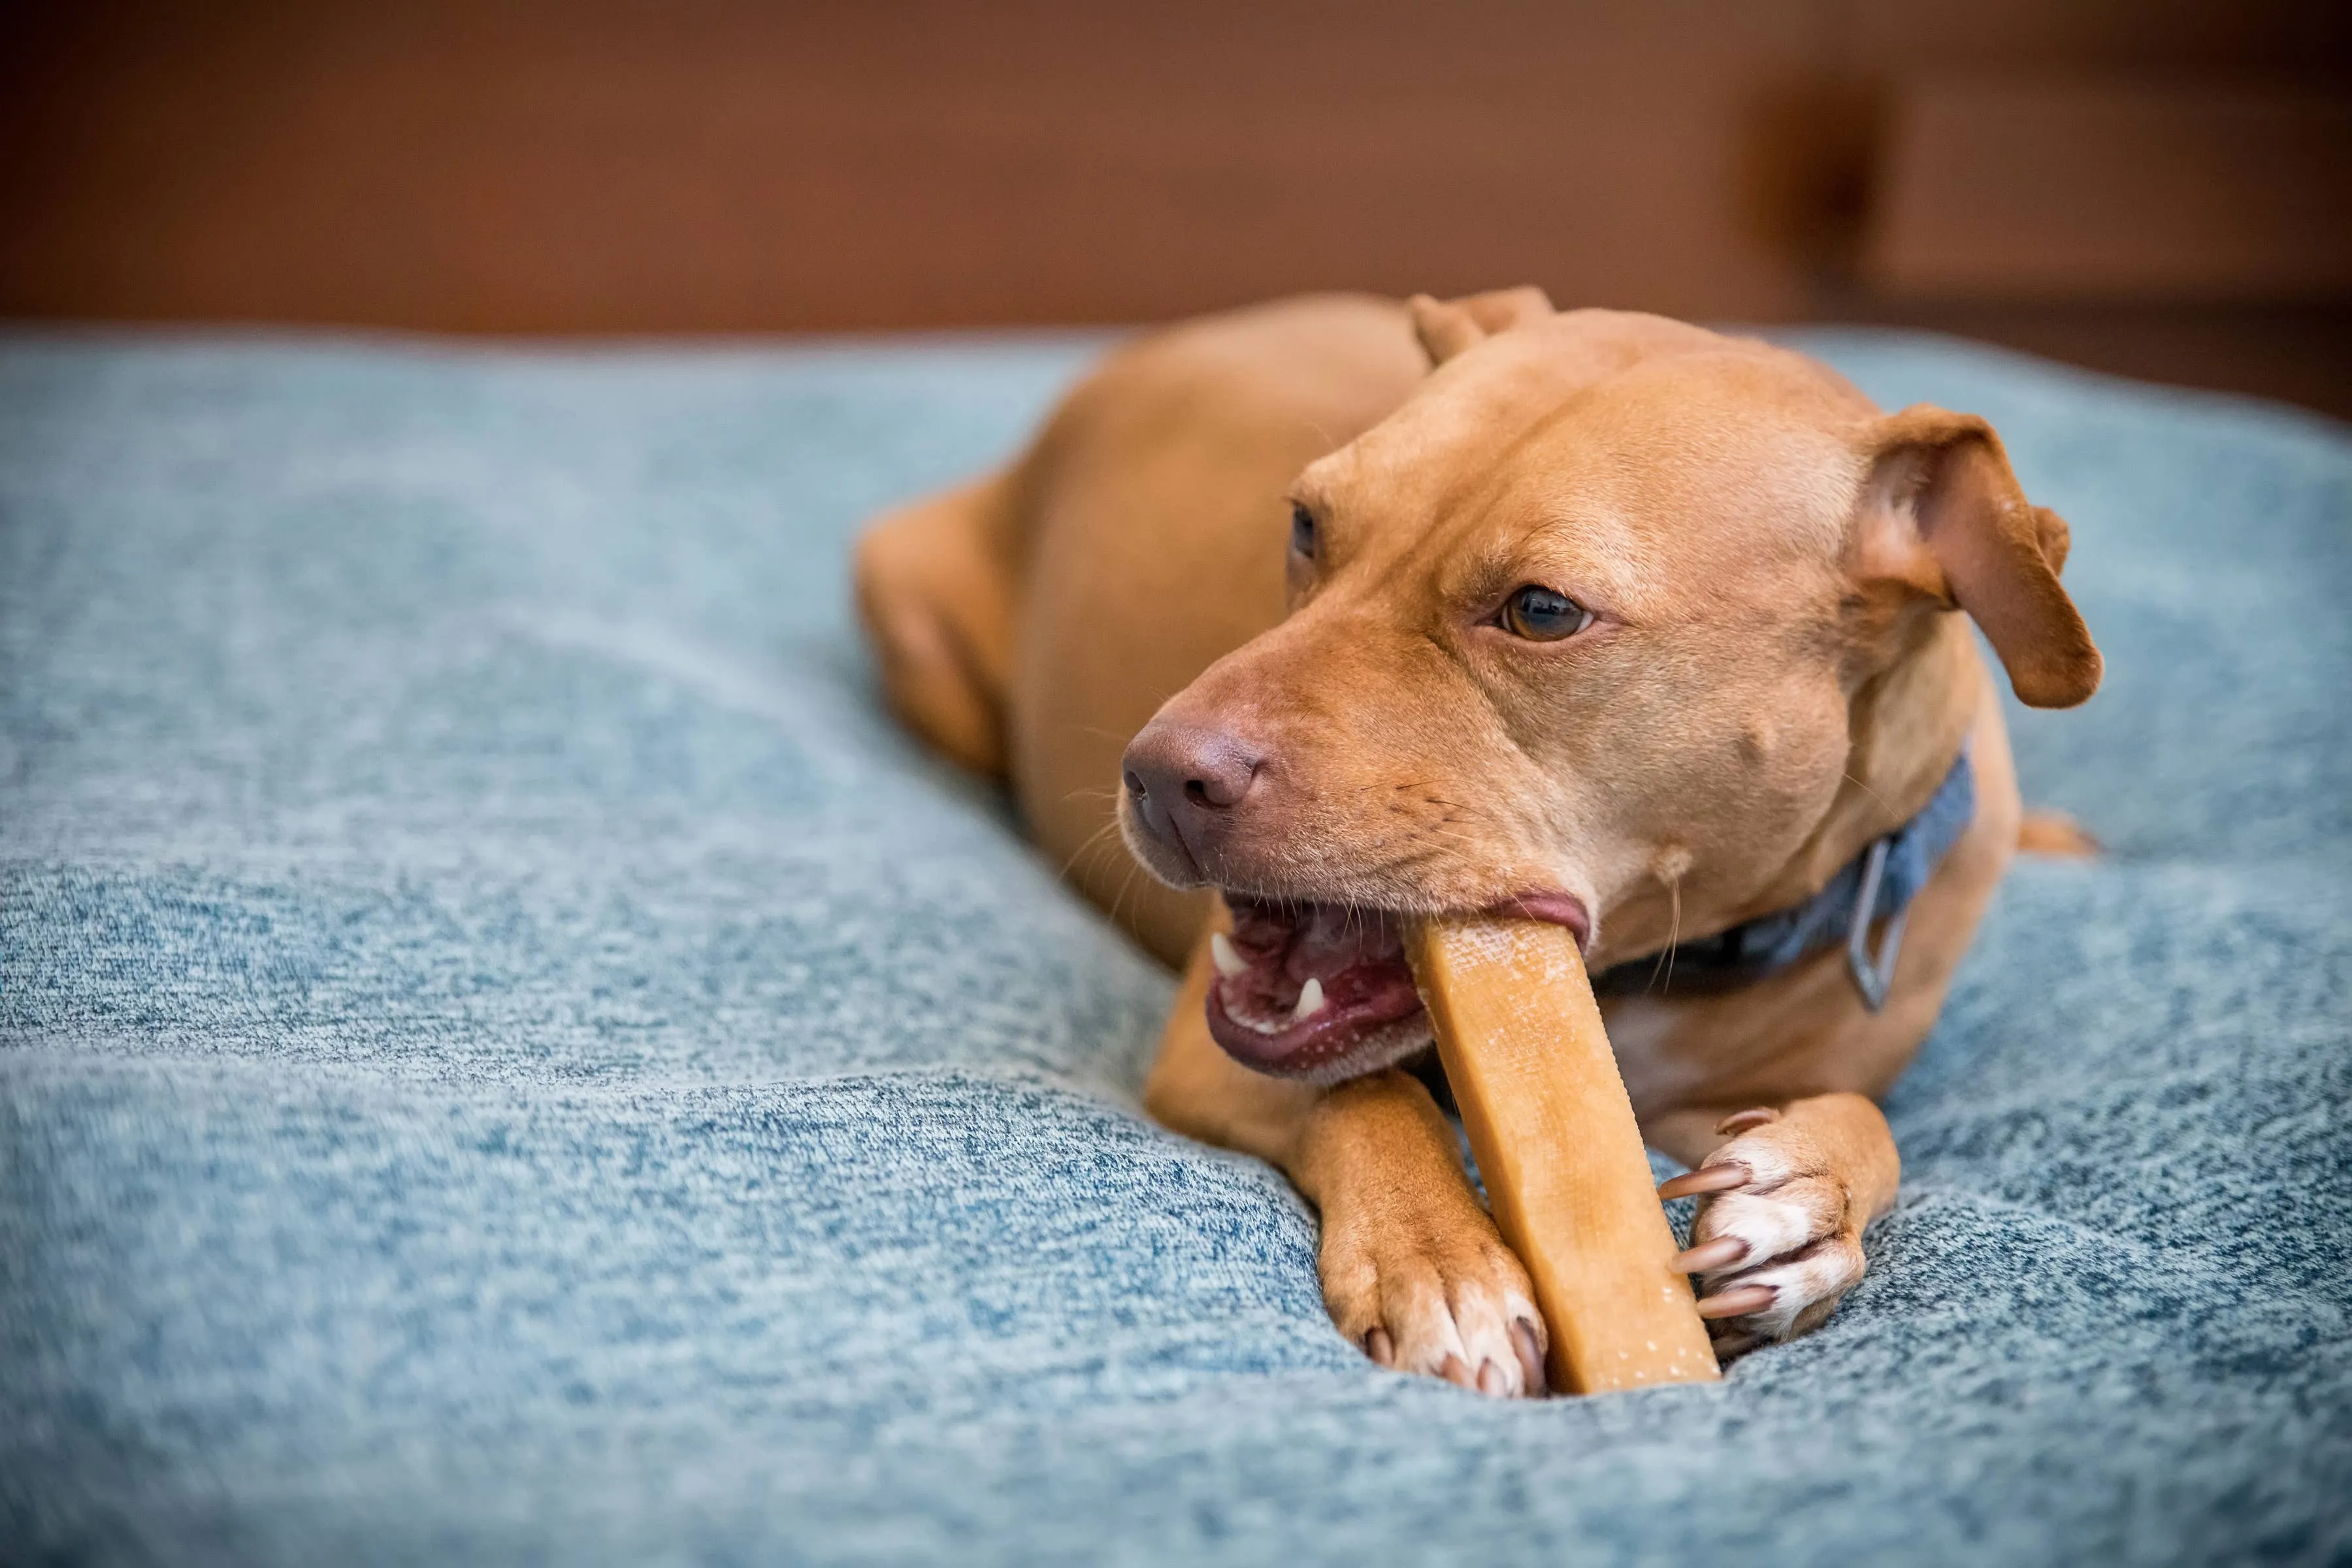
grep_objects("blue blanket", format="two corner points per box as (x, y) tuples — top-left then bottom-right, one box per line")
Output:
(3, 327), (2347, 1565)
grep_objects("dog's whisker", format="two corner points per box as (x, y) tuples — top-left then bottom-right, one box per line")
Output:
(1106, 857), (1148, 930)
(1646, 874), (1681, 996)
(1058, 817), (1129, 880)
(1841, 770), (1897, 821)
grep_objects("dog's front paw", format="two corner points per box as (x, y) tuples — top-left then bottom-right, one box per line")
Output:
(1660, 1107), (1869, 1359)
(1320, 1196), (1548, 1397)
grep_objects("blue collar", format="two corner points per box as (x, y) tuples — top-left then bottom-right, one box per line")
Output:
(1592, 748), (1976, 1012)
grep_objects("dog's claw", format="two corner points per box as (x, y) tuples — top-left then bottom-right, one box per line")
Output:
(1658, 1161), (1751, 1201)
(1477, 1359), (1510, 1397)
(1695, 1283), (1778, 1320)
(1672, 1235), (1750, 1274)
(1511, 1318), (1548, 1398)
(1714, 1107), (1780, 1136)
(1325, 1203), (1543, 1396)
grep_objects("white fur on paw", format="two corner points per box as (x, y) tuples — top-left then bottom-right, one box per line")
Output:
(1700, 1186), (1833, 1265)
(1323, 1223), (1546, 1397)
(1689, 1131), (1868, 1349)
(1722, 1235), (1867, 1340)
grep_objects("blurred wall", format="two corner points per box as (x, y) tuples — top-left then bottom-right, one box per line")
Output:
(3, 1), (2346, 405)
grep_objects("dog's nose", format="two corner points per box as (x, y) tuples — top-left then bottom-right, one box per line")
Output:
(1121, 719), (1264, 872)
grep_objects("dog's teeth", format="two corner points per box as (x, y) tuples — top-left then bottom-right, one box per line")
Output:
(1291, 977), (1326, 1022)
(1210, 932), (1248, 979)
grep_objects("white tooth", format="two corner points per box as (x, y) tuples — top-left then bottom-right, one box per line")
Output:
(1290, 976), (1326, 1022)
(1210, 932), (1248, 979)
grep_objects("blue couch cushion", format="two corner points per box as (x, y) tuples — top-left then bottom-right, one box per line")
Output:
(3, 328), (2347, 1564)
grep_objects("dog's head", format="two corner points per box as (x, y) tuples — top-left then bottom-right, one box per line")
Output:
(1119, 291), (2100, 1082)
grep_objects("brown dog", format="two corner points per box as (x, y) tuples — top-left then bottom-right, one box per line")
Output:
(855, 290), (2099, 1396)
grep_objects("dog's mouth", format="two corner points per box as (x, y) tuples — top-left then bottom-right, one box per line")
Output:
(1204, 892), (1595, 1083)
(1205, 898), (1430, 1082)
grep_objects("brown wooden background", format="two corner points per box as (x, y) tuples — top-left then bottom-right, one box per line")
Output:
(5, 0), (2347, 412)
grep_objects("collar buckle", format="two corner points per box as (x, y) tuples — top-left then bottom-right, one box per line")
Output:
(1845, 834), (1908, 1013)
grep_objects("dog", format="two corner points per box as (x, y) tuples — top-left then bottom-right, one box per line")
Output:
(855, 289), (2099, 1397)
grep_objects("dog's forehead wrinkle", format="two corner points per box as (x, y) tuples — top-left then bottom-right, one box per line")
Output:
(1324, 369), (1864, 619)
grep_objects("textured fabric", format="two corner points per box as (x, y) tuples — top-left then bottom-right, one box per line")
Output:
(2, 327), (2347, 1566)
(1593, 745), (1976, 1004)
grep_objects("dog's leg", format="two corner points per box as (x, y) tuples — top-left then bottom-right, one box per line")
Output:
(1144, 932), (1548, 1397)
(852, 474), (1017, 777)
(1646, 1093), (1901, 1357)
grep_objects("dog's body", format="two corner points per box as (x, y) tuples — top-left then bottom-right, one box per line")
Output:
(857, 291), (2098, 1396)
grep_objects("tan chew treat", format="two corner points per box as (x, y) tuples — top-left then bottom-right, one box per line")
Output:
(1406, 915), (1720, 1394)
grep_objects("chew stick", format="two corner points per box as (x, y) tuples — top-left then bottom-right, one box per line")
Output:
(1406, 915), (1720, 1394)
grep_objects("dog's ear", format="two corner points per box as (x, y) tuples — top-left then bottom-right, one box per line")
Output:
(1852, 405), (2101, 709)
(1409, 286), (1555, 366)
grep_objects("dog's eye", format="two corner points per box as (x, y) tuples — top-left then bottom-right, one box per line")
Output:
(1501, 584), (1593, 641)
(1289, 502), (1317, 559)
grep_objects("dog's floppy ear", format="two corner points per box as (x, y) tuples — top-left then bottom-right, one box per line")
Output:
(1409, 286), (1555, 367)
(1853, 405), (2101, 709)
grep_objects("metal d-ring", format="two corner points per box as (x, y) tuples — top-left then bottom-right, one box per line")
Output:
(1846, 836), (1906, 1013)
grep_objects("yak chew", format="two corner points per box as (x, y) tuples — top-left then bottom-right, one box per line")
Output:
(1406, 915), (1720, 1395)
